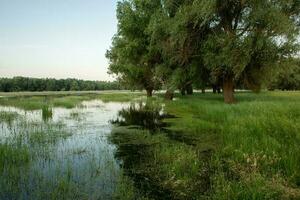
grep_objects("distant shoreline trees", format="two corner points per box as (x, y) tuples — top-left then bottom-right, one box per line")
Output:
(0, 77), (124, 92)
(107, 0), (300, 103)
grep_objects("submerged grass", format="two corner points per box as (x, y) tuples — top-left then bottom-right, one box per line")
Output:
(111, 91), (300, 199)
(0, 111), (19, 125)
(0, 143), (30, 170)
(0, 95), (93, 110)
(0, 92), (143, 110)
(0, 97), (122, 199)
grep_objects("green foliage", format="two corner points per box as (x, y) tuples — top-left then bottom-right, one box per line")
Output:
(108, 0), (300, 102)
(197, 0), (299, 97)
(269, 58), (300, 90)
(0, 77), (123, 92)
(106, 0), (162, 94)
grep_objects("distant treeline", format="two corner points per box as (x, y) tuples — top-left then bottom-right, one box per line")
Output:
(0, 77), (124, 92)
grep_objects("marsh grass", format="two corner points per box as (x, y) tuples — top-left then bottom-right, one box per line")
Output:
(0, 143), (30, 170)
(0, 97), (122, 199)
(68, 111), (87, 121)
(0, 111), (19, 125)
(97, 92), (145, 103)
(114, 172), (151, 200)
(0, 92), (143, 111)
(111, 92), (300, 199)
(42, 105), (53, 121)
(28, 129), (72, 145)
(0, 95), (94, 110)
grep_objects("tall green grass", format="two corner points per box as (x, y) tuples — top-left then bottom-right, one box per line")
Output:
(0, 111), (19, 125)
(112, 92), (300, 199)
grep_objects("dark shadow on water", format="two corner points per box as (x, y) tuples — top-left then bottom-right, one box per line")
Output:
(111, 101), (176, 132)
(111, 101), (202, 146)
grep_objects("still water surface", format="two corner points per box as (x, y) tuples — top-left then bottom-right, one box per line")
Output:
(0, 100), (129, 199)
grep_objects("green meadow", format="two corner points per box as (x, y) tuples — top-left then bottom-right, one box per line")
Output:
(0, 91), (299, 199)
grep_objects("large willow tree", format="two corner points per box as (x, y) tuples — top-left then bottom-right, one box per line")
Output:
(157, 0), (300, 103)
(106, 0), (162, 97)
(108, 0), (300, 103)
(147, 0), (211, 99)
(198, 0), (300, 103)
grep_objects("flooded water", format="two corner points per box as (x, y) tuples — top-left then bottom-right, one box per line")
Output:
(0, 100), (129, 199)
(112, 101), (175, 131)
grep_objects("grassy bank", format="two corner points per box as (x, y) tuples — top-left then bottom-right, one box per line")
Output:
(112, 91), (300, 199)
(0, 92), (144, 110)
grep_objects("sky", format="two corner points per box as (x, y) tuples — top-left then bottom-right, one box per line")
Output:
(0, 0), (118, 81)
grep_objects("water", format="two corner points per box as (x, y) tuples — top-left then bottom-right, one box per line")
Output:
(111, 101), (175, 131)
(0, 100), (129, 199)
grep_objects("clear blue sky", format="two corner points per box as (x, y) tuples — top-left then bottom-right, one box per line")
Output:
(0, 0), (118, 81)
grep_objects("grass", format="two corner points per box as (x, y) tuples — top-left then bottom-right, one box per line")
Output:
(111, 91), (300, 199)
(0, 111), (19, 125)
(0, 143), (30, 170)
(0, 92), (144, 110)
(96, 92), (145, 103)
(0, 95), (93, 110)
(0, 91), (299, 199)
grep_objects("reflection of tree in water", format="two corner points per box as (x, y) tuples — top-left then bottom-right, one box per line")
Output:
(112, 101), (174, 131)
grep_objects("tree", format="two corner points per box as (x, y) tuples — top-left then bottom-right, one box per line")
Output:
(150, 0), (299, 103)
(107, 0), (299, 103)
(70, 80), (80, 91)
(147, 0), (212, 99)
(196, 0), (300, 103)
(0, 77), (123, 92)
(106, 0), (162, 97)
(269, 58), (300, 90)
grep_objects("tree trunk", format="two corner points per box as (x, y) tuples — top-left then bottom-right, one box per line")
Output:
(223, 76), (235, 104)
(180, 87), (186, 96)
(186, 84), (193, 95)
(146, 89), (153, 97)
(213, 85), (217, 94)
(165, 90), (174, 100)
(201, 88), (205, 94)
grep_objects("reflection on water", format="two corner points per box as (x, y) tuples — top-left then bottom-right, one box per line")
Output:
(112, 101), (175, 131)
(0, 100), (128, 199)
